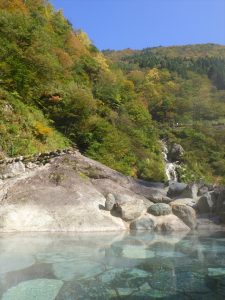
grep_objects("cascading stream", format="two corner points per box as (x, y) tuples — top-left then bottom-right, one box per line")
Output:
(161, 140), (178, 182)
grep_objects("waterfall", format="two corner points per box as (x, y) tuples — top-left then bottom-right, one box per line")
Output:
(161, 140), (178, 182)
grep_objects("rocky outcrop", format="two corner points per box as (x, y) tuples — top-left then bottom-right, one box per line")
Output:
(0, 149), (224, 232)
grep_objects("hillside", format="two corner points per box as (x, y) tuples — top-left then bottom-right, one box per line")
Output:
(0, 0), (224, 184)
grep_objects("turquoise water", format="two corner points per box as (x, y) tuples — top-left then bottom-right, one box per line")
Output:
(0, 231), (225, 299)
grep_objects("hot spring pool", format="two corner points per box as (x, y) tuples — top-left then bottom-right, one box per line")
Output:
(0, 230), (225, 299)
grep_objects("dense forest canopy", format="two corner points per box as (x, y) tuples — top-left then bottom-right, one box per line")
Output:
(0, 0), (225, 184)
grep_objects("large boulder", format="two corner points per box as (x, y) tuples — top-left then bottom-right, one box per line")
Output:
(147, 203), (172, 216)
(0, 154), (127, 232)
(115, 194), (146, 221)
(171, 204), (196, 229)
(155, 215), (190, 232)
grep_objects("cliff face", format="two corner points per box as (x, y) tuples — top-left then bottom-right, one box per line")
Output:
(0, 149), (224, 232)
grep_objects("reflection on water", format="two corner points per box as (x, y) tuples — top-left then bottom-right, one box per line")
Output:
(0, 231), (225, 299)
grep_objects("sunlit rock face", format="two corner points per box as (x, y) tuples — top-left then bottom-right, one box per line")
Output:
(0, 151), (188, 232)
(0, 150), (224, 232)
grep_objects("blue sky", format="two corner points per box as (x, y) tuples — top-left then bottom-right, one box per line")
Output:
(50, 0), (225, 50)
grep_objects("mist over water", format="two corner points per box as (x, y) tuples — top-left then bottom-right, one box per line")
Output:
(0, 231), (225, 299)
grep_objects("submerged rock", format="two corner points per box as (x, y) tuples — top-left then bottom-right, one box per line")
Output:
(53, 260), (104, 281)
(2, 279), (63, 300)
(122, 245), (155, 259)
(0, 254), (35, 275)
(208, 268), (225, 277)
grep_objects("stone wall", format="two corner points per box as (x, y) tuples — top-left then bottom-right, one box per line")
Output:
(0, 148), (77, 180)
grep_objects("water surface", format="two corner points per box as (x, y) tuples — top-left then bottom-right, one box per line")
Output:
(0, 230), (225, 299)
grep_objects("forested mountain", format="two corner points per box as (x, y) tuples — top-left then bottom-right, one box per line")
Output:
(0, 0), (224, 184)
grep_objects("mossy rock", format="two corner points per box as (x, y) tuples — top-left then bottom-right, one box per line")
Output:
(147, 203), (172, 216)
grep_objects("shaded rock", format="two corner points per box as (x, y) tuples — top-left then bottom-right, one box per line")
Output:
(180, 183), (198, 199)
(168, 143), (184, 162)
(198, 185), (209, 196)
(167, 181), (187, 197)
(197, 192), (214, 213)
(148, 192), (172, 204)
(130, 215), (155, 230)
(172, 204), (196, 229)
(105, 193), (115, 211)
(2, 279), (63, 300)
(147, 203), (172, 216)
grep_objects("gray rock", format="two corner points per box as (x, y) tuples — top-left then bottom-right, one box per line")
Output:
(147, 203), (172, 216)
(171, 204), (196, 229)
(167, 181), (187, 197)
(105, 193), (116, 211)
(120, 201), (145, 221)
(0, 154), (126, 232)
(130, 216), (155, 230)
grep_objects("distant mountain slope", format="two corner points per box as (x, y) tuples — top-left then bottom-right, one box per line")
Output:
(104, 43), (225, 60)
(0, 1), (224, 183)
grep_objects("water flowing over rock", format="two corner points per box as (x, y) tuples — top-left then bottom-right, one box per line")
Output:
(161, 140), (179, 182)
